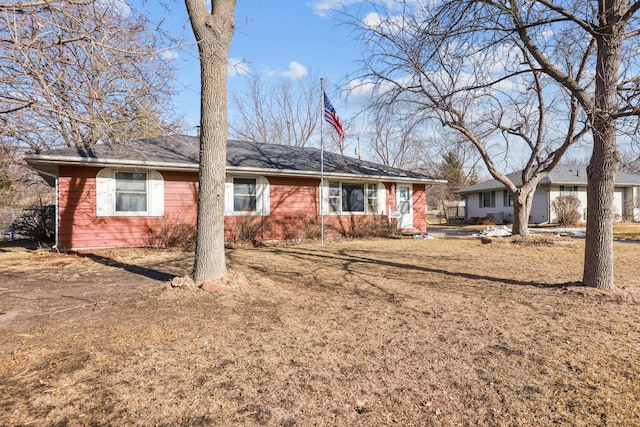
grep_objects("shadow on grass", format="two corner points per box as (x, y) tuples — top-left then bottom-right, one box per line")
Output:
(75, 251), (175, 282)
(243, 246), (580, 290)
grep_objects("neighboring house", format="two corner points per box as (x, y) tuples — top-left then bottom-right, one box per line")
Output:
(457, 166), (640, 224)
(25, 136), (444, 250)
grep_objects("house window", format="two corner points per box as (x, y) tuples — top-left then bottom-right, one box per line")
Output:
(225, 175), (270, 216)
(325, 181), (385, 214)
(503, 190), (513, 207)
(367, 184), (378, 213)
(480, 191), (495, 208)
(342, 183), (365, 212)
(115, 172), (148, 212)
(560, 185), (578, 196)
(329, 182), (341, 212)
(233, 178), (257, 212)
(96, 168), (164, 217)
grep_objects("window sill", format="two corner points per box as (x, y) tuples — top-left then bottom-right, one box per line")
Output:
(227, 211), (268, 217)
(97, 212), (163, 217)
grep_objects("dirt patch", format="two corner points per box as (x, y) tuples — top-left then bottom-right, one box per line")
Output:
(1, 239), (639, 425)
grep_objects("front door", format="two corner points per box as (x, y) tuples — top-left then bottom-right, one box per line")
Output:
(396, 185), (413, 229)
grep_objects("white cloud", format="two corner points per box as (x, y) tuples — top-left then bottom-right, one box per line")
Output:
(309, 0), (362, 17)
(160, 50), (179, 62)
(228, 58), (251, 77)
(362, 11), (382, 27)
(346, 77), (376, 101)
(279, 61), (308, 79)
(99, 0), (132, 17)
(310, 0), (419, 17)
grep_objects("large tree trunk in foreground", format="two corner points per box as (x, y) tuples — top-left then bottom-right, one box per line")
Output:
(185, 0), (236, 284)
(583, 2), (625, 291)
(584, 151), (616, 290)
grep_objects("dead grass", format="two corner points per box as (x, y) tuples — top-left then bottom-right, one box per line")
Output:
(614, 222), (640, 241)
(1, 238), (639, 426)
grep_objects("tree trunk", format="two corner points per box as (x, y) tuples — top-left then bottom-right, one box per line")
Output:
(186, 0), (236, 284)
(192, 47), (228, 283)
(511, 188), (534, 235)
(583, 2), (624, 291)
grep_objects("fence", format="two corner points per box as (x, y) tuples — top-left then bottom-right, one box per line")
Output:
(0, 206), (55, 242)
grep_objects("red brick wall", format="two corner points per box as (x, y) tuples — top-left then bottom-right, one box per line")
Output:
(413, 183), (426, 232)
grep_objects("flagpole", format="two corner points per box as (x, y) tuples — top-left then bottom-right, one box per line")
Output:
(320, 77), (325, 245)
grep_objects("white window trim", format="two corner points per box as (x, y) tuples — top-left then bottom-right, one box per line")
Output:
(479, 191), (496, 208)
(96, 167), (164, 217)
(224, 175), (270, 216)
(321, 180), (386, 215)
(503, 190), (513, 207)
(559, 185), (579, 197)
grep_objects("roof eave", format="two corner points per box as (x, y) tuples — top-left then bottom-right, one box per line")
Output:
(228, 166), (445, 183)
(25, 155), (198, 173)
(25, 156), (445, 184)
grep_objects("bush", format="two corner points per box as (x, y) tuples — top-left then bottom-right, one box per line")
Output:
(327, 215), (392, 239)
(469, 216), (497, 225)
(274, 213), (321, 240)
(355, 215), (393, 238)
(12, 205), (55, 242)
(144, 217), (196, 248)
(225, 216), (271, 245)
(551, 195), (582, 226)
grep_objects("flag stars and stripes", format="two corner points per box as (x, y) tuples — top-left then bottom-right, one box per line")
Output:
(323, 91), (345, 139)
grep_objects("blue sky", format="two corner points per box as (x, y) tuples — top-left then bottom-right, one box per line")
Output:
(151, 1), (366, 134)
(130, 1), (594, 173)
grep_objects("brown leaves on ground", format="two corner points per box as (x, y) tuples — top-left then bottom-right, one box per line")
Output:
(0, 238), (639, 426)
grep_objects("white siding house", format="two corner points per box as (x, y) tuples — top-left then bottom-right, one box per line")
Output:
(458, 166), (640, 224)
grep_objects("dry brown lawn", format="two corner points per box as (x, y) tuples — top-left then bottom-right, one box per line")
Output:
(613, 222), (640, 241)
(1, 237), (639, 426)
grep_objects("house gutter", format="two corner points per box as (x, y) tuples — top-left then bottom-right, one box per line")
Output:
(25, 156), (447, 185)
(24, 155), (197, 173)
(227, 166), (446, 184)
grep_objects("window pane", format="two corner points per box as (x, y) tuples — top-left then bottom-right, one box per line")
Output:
(116, 172), (147, 191)
(342, 184), (364, 212)
(234, 178), (256, 195)
(329, 182), (340, 197)
(116, 193), (147, 212)
(234, 195), (256, 212)
(482, 192), (493, 208)
(234, 178), (256, 211)
(367, 184), (378, 213)
(328, 182), (341, 212)
(115, 171), (147, 212)
(398, 187), (410, 214)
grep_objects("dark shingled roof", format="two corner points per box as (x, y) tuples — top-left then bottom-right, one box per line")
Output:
(25, 135), (441, 183)
(458, 165), (640, 193)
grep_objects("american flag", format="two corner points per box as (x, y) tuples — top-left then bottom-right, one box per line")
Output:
(323, 91), (345, 139)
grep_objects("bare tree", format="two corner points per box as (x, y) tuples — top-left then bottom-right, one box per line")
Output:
(229, 73), (318, 146)
(348, 0), (640, 290)
(365, 105), (429, 170)
(349, 2), (589, 237)
(185, 0), (235, 285)
(0, 0), (178, 152)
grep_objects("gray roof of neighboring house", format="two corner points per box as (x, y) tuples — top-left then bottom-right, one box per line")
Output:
(25, 135), (442, 185)
(458, 165), (640, 194)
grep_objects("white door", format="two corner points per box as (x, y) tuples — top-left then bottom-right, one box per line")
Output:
(396, 185), (413, 229)
(613, 189), (624, 220)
